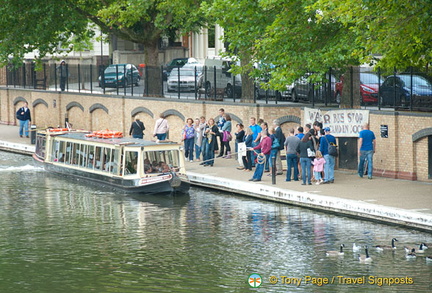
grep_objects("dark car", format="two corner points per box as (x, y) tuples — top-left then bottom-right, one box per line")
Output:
(334, 72), (381, 104)
(379, 74), (432, 106)
(291, 73), (336, 102)
(99, 64), (140, 88)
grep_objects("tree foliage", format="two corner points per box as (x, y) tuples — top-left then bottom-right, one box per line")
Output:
(0, 0), (207, 66)
(206, 0), (432, 95)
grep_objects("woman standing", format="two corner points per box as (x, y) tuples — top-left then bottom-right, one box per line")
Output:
(234, 123), (245, 164)
(153, 113), (169, 140)
(296, 132), (314, 185)
(221, 114), (232, 158)
(202, 118), (219, 167)
(182, 118), (195, 162)
(242, 127), (253, 172)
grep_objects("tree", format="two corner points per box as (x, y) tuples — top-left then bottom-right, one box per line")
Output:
(205, 0), (278, 102)
(0, 0), (207, 94)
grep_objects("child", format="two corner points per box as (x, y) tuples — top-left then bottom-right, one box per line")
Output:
(312, 150), (326, 185)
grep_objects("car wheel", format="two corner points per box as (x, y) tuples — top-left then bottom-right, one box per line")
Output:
(123, 78), (129, 88)
(379, 95), (386, 106)
(255, 87), (261, 99)
(335, 92), (341, 104)
(135, 77), (140, 86)
(226, 84), (233, 99)
(291, 90), (298, 102)
(275, 91), (282, 100)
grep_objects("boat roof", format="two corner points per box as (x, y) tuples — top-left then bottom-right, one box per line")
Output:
(43, 131), (179, 147)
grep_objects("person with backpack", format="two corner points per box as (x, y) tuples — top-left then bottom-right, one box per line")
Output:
(319, 127), (337, 184)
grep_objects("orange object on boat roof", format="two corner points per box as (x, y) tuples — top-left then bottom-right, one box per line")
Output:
(49, 128), (68, 132)
(87, 130), (123, 138)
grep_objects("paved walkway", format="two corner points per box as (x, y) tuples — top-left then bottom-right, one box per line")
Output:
(1, 124), (431, 231)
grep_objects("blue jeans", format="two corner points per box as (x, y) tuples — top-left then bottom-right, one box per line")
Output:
(300, 157), (312, 184)
(156, 133), (167, 140)
(251, 141), (259, 167)
(184, 138), (194, 161)
(132, 134), (143, 139)
(19, 119), (29, 136)
(324, 154), (335, 182)
(286, 153), (299, 181)
(252, 154), (270, 180)
(268, 149), (278, 170)
(358, 150), (374, 178)
(195, 144), (202, 160)
(202, 138), (215, 166)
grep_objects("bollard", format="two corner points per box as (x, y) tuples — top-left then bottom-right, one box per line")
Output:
(272, 156), (276, 185)
(30, 124), (37, 144)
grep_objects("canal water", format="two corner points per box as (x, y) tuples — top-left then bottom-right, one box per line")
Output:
(0, 151), (431, 292)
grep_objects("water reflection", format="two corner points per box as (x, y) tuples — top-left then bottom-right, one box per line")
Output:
(0, 151), (431, 292)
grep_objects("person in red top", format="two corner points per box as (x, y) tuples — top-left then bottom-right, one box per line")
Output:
(248, 130), (272, 182)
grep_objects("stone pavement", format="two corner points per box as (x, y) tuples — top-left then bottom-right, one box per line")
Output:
(1, 124), (431, 231)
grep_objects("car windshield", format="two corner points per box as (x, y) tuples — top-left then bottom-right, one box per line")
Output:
(360, 73), (380, 84)
(399, 75), (431, 88)
(105, 66), (126, 74)
(170, 66), (202, 77)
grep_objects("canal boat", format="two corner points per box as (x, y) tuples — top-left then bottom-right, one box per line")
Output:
(33, 128), (190, 194)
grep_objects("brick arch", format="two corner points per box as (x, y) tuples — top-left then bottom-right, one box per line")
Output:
(276, 115), (301, 125)
(412, 127), (432, 142)
(66, 101), (84, 112)
(32, 98), (49, 108)
(131, 107), (153, 118)
(89, 103), (109, 114)
(163, 109), (185, 121)
(13, 96), (28, 106)
(213, 113), (243, 125)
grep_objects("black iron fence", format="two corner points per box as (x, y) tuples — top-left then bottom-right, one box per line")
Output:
(2, 61), (432, 111)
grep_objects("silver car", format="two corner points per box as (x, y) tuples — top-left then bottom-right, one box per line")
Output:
(167, 64), (204, 92)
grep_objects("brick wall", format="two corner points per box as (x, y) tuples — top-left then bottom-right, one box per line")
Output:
(1, 88), (431, 181)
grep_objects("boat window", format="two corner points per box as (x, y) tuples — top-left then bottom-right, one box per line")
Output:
(95, 147), (103, 170)
(58, 141), (66, 162)
(103, 148), (113, 172)
(35, 134), (46, 159)
(71, 143), (79, 165)
(65, 142), (73, 164)
(110, 149), (120, 175)
(142, 150), (179, 173)
(78, 144), (87, 167)
(86, 145), (95, 169)
(124, 151), (138, 175)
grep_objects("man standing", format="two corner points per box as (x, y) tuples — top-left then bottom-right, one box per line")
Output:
(129, 115), (145, 139)
(58, 60), (68, 91)
(16, 102), (31, 138)
(358, 123), (376, 179)
(249, 117), (262, 167)
(320, 127), (337, 183)
(216, 108), (226, 157)
(284, 128), (300, 181)
(273, 120), (285, 175)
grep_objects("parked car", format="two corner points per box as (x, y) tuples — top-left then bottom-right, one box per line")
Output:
(379, 74), (432, 107)
(99, 64), (140, 88)
(255, 79), (292, 100)
(334, 72), (381, 104)
(163, 57), (198, 81)
(167, 64), (204, 92)
(290, 73), (336, 102)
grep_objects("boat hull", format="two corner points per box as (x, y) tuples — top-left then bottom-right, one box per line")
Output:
(33, 154), (190, 195)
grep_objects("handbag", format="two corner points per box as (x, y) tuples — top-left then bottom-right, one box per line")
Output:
(325, 136), (338, 157)
(307, 148), (316, 157)
(271, 137), (280, 149)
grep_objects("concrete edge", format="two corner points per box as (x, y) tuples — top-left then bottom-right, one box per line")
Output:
(187, 172), (432, 232)
(0, 140), (35, 155)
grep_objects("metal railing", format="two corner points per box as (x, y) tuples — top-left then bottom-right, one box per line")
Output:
(3, 62), (432, 111)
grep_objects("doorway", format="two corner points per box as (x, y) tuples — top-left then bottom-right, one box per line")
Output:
(338, 137), (358, 170)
